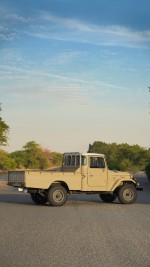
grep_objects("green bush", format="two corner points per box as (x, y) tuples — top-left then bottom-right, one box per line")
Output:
(9, 141), (63, 170)
(145, 163), (150, 181)
(0, 149), (17, 170)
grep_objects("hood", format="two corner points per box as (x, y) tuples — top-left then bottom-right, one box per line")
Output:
(108, 169), (132, 178)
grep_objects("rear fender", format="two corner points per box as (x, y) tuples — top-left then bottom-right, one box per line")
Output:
(49, 181), (69, 192)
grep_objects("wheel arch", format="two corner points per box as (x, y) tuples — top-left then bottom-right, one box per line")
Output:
(49, 181), (70, 192)
(112, 180), (136, 194)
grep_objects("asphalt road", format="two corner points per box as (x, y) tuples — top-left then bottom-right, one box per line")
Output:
(0, 175), (150, 267)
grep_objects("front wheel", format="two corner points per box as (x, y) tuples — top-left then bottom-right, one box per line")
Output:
(48, 185), (67, 207)
(30, 193), (48, 205)
(100, 193), (117, 203)
(118, 184), (137, 204)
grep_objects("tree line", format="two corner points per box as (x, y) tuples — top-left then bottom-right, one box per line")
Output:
(0, 141), (63, 171)
(88, 141), (150, 174)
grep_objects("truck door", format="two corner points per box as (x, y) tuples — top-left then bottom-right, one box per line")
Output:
(88, 156), (107, 189)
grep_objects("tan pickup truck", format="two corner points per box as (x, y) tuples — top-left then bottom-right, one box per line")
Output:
(8, 152), (142, 206)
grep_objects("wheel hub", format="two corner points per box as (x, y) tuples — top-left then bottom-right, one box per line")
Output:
(123, 188), (133, 201)
(53, 190), (64, 202)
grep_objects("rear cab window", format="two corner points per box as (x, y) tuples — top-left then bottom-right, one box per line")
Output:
(63, 154), (81, 167)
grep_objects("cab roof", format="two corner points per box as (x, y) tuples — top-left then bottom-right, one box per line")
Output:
(82, 153), (105, 157)
(64, 152), (105, 157)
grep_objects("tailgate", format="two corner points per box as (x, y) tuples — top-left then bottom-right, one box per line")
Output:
(8, 171), (26, 187)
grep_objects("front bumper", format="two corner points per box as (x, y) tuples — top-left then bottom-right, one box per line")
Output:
(136, 186), (143, 191)
(132, 179), (143, 191)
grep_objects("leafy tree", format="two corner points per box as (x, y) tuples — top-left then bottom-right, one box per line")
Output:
(10, 150), (27, 169)
(23, 141), (48, 169)
(119, 159), (134, 172)
(23, 141), (40, 152)
(51, 152), (63, 166)
(0, 105), (9, 146)
(4, 140), (63, 170)
(0, 150), (16, 170)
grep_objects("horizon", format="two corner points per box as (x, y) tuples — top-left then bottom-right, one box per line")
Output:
(1, 138), (150, 154)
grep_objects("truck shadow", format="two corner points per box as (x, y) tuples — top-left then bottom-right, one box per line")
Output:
(0, 192), (149, 206)
(68, 193), (150, 205)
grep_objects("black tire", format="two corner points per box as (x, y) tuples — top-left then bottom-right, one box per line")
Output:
(118, 184), (137, 204)
(30, 193), (47, 205)
(47, 185), (67, 207)
(100, 193), (117, 203)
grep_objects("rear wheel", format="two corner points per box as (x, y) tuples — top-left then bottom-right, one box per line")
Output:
(30, 193), (47, 205)
(48, 185), (67, 207)
(118, 184), (137, 204)
(99, 193), (117, 203)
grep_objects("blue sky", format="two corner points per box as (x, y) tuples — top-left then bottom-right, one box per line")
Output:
(0, 0), (150, 153)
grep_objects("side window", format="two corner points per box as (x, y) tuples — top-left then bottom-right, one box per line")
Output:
(76, 155), (80, 166)
(63, 155), (68, 165)
(81, 156), (87, 166)
(67, 155), (71, 166)
(90, 157), (105, 168)
(97, 157), (105, 168)
(71, 155), (75, 166)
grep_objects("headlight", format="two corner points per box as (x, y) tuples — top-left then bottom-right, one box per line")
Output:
(132, 176), (137, 182)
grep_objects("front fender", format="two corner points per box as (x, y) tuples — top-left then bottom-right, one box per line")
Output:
(110, 179), (136, 192)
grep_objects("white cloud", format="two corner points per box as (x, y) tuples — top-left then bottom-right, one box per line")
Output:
(0, 61), (131, 107)
(0, 8), (32, 41)
(39, 12), (150, 46)
(0, 62), (128, 91)
(5, 14), (32, 23)
(0, 7), (150, 48)
(40, 12), (95, 32)
(0, 32), (19, 41)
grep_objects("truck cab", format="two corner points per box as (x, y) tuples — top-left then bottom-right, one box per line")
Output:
(61, 152), (108, 190)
